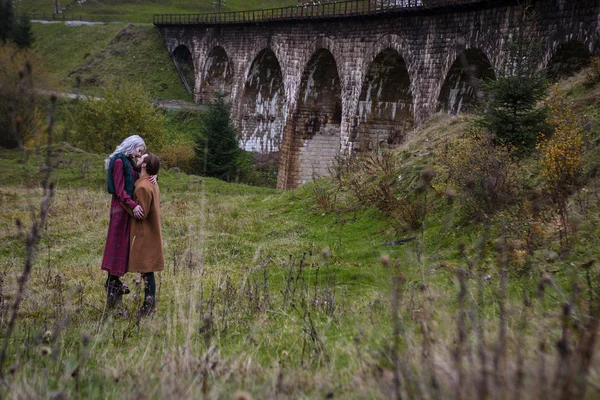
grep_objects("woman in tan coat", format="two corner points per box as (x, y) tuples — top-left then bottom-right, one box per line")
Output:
(128, 153), (164, 315)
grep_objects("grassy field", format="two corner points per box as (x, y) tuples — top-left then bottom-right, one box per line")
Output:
(1, 68), (600, 398)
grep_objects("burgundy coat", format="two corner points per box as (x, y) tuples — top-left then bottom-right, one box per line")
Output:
(101, 158), (138, 277)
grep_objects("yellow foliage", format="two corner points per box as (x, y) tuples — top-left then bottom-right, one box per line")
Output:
(158, 140), (197, 173)
(0, 43), (57, 148)
(433, 129), (519, 220)
(585, 56), (600, 85)
(538, 85), (582, 194)
(24, 106), (50, 148)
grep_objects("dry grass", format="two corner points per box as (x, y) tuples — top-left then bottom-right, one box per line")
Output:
(2, 67), (600, 399)
(1, 174), (600, 398)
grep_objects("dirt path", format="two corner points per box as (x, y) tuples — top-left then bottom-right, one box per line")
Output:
(37, 90), (207, 111)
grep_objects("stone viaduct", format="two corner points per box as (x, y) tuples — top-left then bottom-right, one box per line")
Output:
(154, 0), (600, 188)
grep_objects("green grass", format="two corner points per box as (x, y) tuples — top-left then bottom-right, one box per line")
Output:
(22, 0), (299, 23)
(32, 23), (192, 101)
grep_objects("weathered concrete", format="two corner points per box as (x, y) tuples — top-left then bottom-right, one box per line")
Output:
(157, 0), (600, 188)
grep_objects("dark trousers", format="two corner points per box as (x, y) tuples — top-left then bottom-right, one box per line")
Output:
(142, 272), (156, 306)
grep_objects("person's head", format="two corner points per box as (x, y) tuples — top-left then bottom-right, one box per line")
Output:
(104, 135), (146, 169)
(141, 152), (160, 176)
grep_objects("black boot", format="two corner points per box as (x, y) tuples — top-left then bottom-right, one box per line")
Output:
(104, 276), (130, 309)
(105, 280), (123, 309)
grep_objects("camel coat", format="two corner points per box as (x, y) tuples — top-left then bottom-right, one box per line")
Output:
(127, 176), (164, 273)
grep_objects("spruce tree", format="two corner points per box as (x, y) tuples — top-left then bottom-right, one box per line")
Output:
(479, 8), (550, 152)
(195, 92), (241, 182)
(12, 14), (33, 48)
(0, 0), (15, 44)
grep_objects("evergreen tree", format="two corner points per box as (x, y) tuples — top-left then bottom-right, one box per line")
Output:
(12, 13), (33, 48)
(195, 92), (241, 182)
(0, 0), (15, 44)
(0, 1), (33, 48)
(479, 7), (550, 152)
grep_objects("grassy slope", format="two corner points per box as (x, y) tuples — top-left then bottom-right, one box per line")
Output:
(32, 23), (192, 101)
(22, 0), (299, 22)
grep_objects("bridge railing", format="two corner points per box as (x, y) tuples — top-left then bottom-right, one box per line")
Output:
(153, 0), (494, 25)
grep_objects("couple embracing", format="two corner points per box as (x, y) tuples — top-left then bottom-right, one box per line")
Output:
(100, 135), (165, 315)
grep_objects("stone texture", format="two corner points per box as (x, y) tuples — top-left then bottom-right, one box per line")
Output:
(156, 0), (600, 188)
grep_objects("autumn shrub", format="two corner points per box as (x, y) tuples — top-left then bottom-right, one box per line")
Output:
(434, 128), (521, 221)
(158, 140), (197, 173)
(0, 44), (54, 149)
(330, 150), (432, 231)
(313, 181), (337, 214)
(585, 56), (600, 85)
(69, 82), (165, 154)
(538, 85), (583, 243)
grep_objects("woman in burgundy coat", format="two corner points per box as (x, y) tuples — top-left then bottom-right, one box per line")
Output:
(101, 135), (146, 307)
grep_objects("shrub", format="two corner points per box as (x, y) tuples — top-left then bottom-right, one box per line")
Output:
(0, 44), (53, 149)
(331, 150), (432, 231)
(537, 86), (583, 243)
(585, 56), (600, 85)
(434, 129), (520, 221)
(158, 140), (197, 173)
(69, 83), (165, 154)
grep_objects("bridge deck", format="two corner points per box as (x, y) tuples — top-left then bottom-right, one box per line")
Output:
(153, 0), (506, 26)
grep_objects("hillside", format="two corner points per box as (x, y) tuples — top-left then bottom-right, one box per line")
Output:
(22, 0), (299, 23)
(32, 22), (192, 101)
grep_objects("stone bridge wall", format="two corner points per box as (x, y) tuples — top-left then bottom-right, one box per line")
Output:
(157, 0), (600, 188)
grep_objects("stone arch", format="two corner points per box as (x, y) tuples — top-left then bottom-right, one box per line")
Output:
(281, 46), (343, 188)
(362, 35), (415, 86)
(298, 48), (342, 126)
(542, 26), (600, 70)
(291, 37), (342, 107)
(172, 44), (195, 95)
(198, 45), (234, 104)
(437, 48), (495, 115)
(546, 40), (592, 79)
(239, 48), (287, 159)
(355, 48), (413, 152)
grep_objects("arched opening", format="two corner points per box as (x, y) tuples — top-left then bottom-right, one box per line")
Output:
(438, 48), (495, 115)
(357, 48), (413, 151)
(199, 46), (233, 103)
(240, 49), (286, 154)
(546, 41), (591, 80)
(297, 49), (342, 134)
(240, 49), (286, 185)
(172, 45), (195, 96)
(288, 48), (342, 186)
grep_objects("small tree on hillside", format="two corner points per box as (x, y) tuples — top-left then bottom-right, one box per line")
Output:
(0, 1), (33, 48)
(479, 5), (550, 152)
(12, 14), (33, 49)
(195, 91), (242, 182)
(0, 0), (15, 44)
